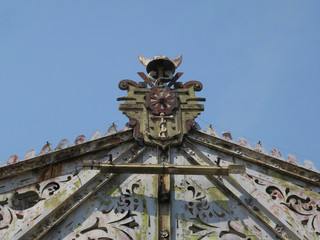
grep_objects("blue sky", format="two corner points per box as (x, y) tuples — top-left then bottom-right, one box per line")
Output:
(1, 1), (319, 169)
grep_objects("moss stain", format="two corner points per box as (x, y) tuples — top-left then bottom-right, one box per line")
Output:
(44, 188), (70, 210)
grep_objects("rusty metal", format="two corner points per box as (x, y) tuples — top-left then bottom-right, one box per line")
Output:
(188, 131), (320, 187)
(129, 118), (143, 140)
(105, 123), (118, 136)
(183, 136), (320, 239)
(73, 135), (85, 145)
(167, 72), (183, 88)
(118, 55), (206, 148)
(157, 148), (171, 240)
(182, 80), (203, 91)
(145, 87), (178, 115)
(205, 125), (319, 171)
(1, 55), (320, 240)
(38, 142), (52, 156)
(137, 72), (155, 87)
(6, 154), (19, 165)
(118, 79), (138, 90)
(21, 149), (36, 160)
(22, 144), (147, 240)
(181, 140), (298, 240)
(83, 161), (245, 175)
(119, 60), (205, 149)
(222, 131), (234, 142)
(138, 54), (182, 74)
(0, 130), (134, 180)
(158, 173), (171, 240)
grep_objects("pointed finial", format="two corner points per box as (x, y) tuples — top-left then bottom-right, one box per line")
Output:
(73, 135), (86, 145)
(206, 125), (218, 137)
(55, 139), (69, 150)
(22, 149), (36, 160)
(222, 132), (234, 142)
(38, 142), (53, 155)
(287, 154), (300, 166)
(7, 155), (19, 165)
(270, 148), (284, 160)
(238, 137), (251, 149)
(89, 130), (102, 141)
(254, 141), (268, 154)
(105, 123), (118, 136)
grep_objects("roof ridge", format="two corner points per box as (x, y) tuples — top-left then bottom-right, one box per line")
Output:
(199, 125), (319, 173)
(1, 121), (318, 177)
(1, 123), (132, 167)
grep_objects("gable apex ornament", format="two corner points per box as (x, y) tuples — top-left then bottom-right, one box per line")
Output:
(118, 54), (205, 149)
(138, 54), (183, 74)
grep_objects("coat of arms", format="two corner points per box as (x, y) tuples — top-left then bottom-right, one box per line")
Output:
(118, 54), (205, 149)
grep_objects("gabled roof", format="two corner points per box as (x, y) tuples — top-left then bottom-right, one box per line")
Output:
(1, 54), (319, 240)
(0, 126), (319, 239)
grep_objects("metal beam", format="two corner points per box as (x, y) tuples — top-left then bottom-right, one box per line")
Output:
(83, 161), (245, 175)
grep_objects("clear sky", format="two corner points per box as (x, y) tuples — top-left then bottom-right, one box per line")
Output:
(1, 1), (319, 169)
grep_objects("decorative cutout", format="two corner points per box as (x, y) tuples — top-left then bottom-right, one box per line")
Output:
(248, 174), (320, 236)
(266, 185), (320, 233)
(0, 174), (74, 237)
(177, 178), (251, 239)
(66, 179), (144, 240)
(186, 181), (225, 219)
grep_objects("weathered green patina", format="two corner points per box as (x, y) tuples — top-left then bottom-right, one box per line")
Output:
(118, 55), (205, 149)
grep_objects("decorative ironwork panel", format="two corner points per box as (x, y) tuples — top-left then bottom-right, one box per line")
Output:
(0, 170), (98, 239)
(171, 149), (276, 239)
(44, 148), (159, 240)
(188, 140), (320, 239)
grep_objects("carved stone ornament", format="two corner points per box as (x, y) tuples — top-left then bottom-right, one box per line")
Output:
(118, 54), (205, 149)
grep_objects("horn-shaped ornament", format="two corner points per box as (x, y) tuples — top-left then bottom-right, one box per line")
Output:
(171, 54), (183, 68)
(138, 54), (152, 67)
(137, 54), (183, 73)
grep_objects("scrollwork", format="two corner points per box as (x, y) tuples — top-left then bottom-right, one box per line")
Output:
(183, 81), (203, 91)
(185, 119), (196, 132)
(183, 180), (249, 239)
(251, 180), (320, 235)
(0, 174), (73, 236)
(186, 181), (225, 220)
(67, 180), (143, 240)
(129, 118), (143, 140)
(118, 80), (138, 90)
